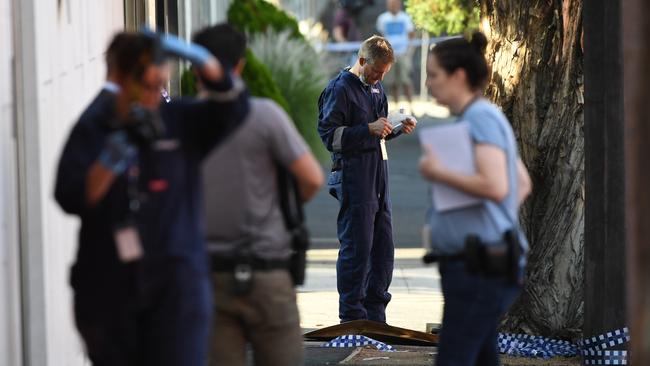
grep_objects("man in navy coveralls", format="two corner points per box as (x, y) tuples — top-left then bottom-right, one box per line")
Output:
(54, 31), (248, 365)
(318, 35), (416, 323)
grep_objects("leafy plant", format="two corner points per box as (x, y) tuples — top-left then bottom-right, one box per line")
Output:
(405, 0), (480, 36)
(228, 0), (304, 42)
(180, 68), (198, 96)
(249, 30), (330, 161)
(241, 48), (291, 114)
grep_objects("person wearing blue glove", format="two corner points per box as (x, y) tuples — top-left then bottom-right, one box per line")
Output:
(54, 31), (248, 366)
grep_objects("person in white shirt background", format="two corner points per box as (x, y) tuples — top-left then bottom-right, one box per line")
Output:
(376, 0), (416, 112)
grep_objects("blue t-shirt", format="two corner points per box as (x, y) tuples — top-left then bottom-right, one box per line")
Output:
(427, 99), (529, 254)
(376, 11), (414, 55)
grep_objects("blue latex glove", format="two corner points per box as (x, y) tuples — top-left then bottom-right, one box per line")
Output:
(97, 131), (137, 175)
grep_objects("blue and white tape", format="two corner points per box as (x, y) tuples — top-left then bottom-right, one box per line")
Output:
(498, 327), (629, 365)
(498, 333), (579, 358)
(581, 327), (629, 365)
(321, 335), (395, 352)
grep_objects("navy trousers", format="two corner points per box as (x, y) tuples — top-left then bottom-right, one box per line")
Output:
(328, 154), (394, 322)
(74, 259), (212, 366)
(436, 261), (521, 366)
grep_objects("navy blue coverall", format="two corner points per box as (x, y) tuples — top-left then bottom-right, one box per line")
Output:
(318, 68), (397, 322)
(55, 85), (248, 366)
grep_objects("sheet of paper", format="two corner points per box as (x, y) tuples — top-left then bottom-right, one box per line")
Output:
(387, 111), (417, 127)
(418, 122), (481, 212)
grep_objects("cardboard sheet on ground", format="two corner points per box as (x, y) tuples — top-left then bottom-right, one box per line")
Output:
(418, 122), (481, 212)
(303, 320), (438, 346)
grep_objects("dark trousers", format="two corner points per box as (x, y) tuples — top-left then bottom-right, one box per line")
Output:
(329, 163), (394, 322)
(436, 261), (520, 366)
(336, 201), (394, 322)
(74, 259), (212, 366)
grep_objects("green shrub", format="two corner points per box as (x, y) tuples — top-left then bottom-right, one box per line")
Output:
(180, 68), (198, 96)
(406, 0), (479, 36)
(241, 48), (291, 114)
(249, 30), (330, 161)
(228, 0), (304, 42)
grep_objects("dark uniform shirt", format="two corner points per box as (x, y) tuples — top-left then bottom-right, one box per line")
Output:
(318, 68), (391, 204)
(55, 86), (249, 294)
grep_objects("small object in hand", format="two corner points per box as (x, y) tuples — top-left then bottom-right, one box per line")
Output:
(387, 108), (417, 136)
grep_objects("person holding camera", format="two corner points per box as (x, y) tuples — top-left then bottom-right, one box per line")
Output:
(194, 24), (323, 366)
(54, 31), (248, 366)
(418, 32), (532, 366)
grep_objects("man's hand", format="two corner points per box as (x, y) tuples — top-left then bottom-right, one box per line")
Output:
(402, 118), (417, 134)
(368, 117), (393, 139)
(98, 131), (137, 175)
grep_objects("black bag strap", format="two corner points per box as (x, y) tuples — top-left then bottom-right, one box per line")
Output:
(276, 162), (310, 286)
(276, 163), (305, 232)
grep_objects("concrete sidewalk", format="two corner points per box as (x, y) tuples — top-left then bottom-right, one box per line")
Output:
(296, 249), (582, 366)
(298, 248), (443, 365)
(297, 248), (444, 333)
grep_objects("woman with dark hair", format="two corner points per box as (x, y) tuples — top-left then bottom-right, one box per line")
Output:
(418, 31), (532, 366)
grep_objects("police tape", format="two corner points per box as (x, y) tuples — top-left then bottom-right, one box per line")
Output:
(320, 328), (629, 362)
(321, 334), (395, 352)
(580, 327), (629, 365)
(498, 327), (629, 365)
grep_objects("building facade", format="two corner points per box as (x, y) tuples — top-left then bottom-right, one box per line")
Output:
(0, 0), (231, 364)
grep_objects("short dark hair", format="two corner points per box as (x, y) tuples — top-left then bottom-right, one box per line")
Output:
(192, 23), (247, 68)
(105, 32), (162, 80)
(430, 31), (489, 90)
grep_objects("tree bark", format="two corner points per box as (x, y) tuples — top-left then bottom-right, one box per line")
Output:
(478, 0), (584, 339)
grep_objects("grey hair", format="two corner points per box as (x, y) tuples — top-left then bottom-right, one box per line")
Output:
(358, 35), (395, 65)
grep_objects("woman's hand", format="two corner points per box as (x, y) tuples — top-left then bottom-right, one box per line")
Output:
(418, 145), (444, 181)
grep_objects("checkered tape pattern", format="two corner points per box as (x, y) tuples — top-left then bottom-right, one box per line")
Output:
(580, 327), (629, 365)
(580, 328), (630, 352)
(321, 335), (395, 352)
(582, 350), (628, 365)
(498, 327), (629, 365)
(498, 333), (578, 358)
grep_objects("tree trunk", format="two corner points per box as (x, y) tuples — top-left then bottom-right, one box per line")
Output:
(478, 0), (584, 339)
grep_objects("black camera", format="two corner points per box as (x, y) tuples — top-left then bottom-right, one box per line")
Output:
(289, 225), (309, 286)
(123, 104), (165, 148)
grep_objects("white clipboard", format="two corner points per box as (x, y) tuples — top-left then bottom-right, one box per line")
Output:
(418, 122), (482, 212)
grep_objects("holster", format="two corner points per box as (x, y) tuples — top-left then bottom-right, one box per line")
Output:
(230, 247), (254, 296)
(464, 230), (522, 284)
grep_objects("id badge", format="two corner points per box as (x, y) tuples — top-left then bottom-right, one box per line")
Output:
(380, 139), (388, 160)
(114, 226), (144, 262)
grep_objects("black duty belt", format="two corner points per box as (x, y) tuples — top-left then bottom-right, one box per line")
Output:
(422, 252), (465, 264)
(211, 256), (289, 272)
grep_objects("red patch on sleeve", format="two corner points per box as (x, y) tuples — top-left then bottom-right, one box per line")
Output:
(148, 179), (169, 192)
